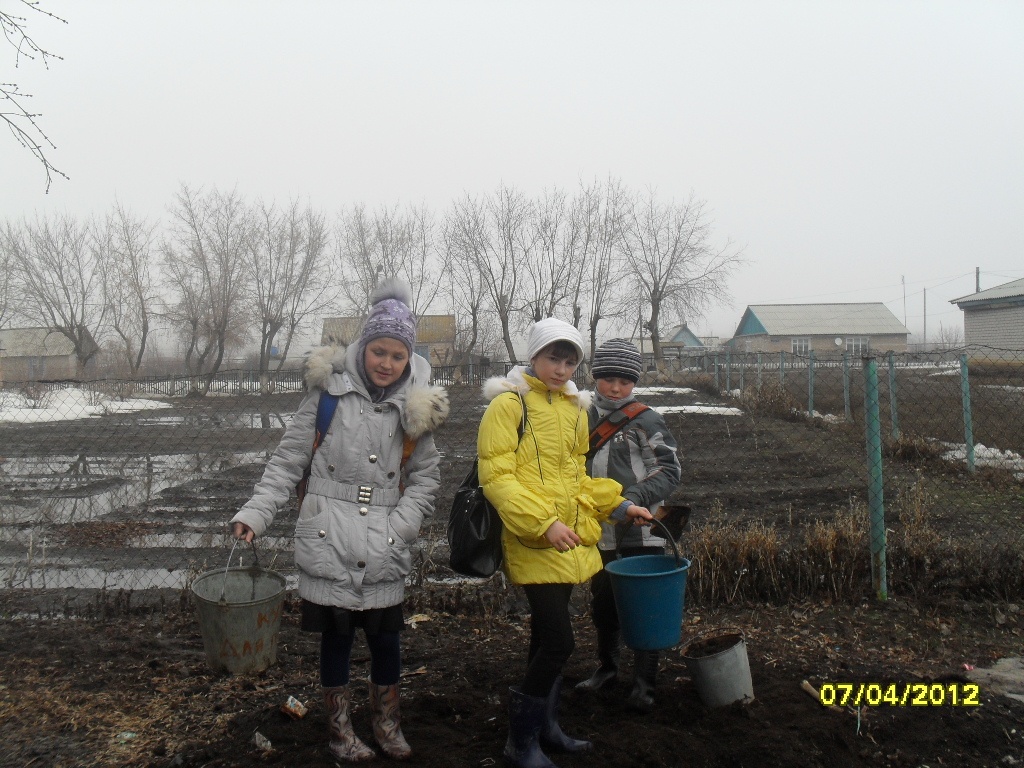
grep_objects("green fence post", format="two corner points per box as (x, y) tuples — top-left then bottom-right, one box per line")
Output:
(959, 353), (976, 473)
(779, 350), (785, 385)
(863, 356), (888, 601)
(807, 350), (815, 417)
(713, 354), (720, 391)
(757, 352), (762, 389)
(887, 351), (900, 440)
(842, 352), (852, 421)
(725, 349), (732, 392)
(739, 352), (745, 391)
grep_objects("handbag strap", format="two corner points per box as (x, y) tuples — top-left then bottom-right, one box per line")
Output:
(587, 401), (649, 458)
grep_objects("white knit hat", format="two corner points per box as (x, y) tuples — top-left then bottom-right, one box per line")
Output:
(526, 317), (585, 362)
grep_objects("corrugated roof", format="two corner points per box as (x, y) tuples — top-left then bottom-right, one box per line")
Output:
(741, 304), (909, 336)
(950, 277), (1024, 306)
(0, 328), (78, 357)
(321, 315), (456, 346)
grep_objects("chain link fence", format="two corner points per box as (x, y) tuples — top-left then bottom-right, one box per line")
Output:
(1, 346), (1022, 618)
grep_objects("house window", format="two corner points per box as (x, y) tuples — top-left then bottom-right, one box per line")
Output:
(846, 337), (869, 355)
(791, 338), (810, 354)
(415, 344), (430, 360)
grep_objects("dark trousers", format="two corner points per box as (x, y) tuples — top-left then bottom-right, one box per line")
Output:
(521, 583), (576, 698)
(590, 547), (664, 633)
(320, 627), (402, 687)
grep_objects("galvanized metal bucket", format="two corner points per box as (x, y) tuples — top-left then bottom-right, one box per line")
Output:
(191, 544), (286, 675)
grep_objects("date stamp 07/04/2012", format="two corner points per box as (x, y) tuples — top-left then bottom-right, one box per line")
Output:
(818, 682), (981, 707)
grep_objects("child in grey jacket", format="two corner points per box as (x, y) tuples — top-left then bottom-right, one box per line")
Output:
(576, 339), (682, 711)
(231, 279), (448, 763)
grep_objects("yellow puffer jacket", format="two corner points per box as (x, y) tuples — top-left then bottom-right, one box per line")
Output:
(478, 367), (626, 585)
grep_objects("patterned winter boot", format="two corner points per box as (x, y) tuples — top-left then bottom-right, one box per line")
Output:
(323, 685), (375, 763)
(369, 680), (413, 760)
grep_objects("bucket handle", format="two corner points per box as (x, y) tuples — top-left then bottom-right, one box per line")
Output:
(219, 539), (263, 602)
(615, 517), (682, 567)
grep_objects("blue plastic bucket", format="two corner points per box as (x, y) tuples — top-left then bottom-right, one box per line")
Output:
(605, 519), (690, 651)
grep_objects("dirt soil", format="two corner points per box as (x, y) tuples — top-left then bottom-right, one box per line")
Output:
(2, 384), (1023, 766)
(2, 593), (1023, 768)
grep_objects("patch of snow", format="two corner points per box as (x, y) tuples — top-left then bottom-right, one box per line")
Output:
(0, 387), (171, 423)
(654, 404), (744, 416)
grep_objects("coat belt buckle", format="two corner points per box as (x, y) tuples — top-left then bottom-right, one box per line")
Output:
(357, 485), (373, 504)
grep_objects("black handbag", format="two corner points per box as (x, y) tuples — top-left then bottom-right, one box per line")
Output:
(447, 460), (504, 578)
(447, 394), (526, 578)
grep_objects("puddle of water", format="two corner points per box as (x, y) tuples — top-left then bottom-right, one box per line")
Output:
(134, 413), (291, 428)
(0, 452), (270, 525)
(0, 562), (300, 591)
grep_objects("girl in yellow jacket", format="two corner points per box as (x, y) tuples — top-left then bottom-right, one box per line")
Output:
(478, 318), (652, 768)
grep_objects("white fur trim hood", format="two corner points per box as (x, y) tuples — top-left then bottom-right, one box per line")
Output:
(482, 365), (593, 410)
(303, 344), (449, 439)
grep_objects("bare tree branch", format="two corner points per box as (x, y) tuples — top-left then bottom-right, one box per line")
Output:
(1, 0), (67, 191)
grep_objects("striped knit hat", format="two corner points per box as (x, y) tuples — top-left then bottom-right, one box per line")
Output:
(591, 338), (643, 383)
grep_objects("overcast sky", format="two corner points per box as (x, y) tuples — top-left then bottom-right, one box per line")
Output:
(4, 1), (1022, 341)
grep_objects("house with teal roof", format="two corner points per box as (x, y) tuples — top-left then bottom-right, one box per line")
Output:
(728, 303), (909, 355)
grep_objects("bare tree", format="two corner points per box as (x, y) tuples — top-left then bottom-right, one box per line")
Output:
(245, 199), (331, 393)
(96, 203), (156, 378)
(936, 322), (964, 350)
(446, 185), (534, 362)
(334, 203), (443, 320)
(622, 189), (743, 365)
(570, 178), (632, 357)
(2, 214), (105, 373)
(0, 227), (13, 328)
(162, 185), (251, 392)
(1, 1), (67, 190)
(524, 188), (572, 322)
(441, 211), (504, 369)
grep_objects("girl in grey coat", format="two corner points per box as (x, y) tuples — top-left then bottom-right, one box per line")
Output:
(231, 279), (448, 763)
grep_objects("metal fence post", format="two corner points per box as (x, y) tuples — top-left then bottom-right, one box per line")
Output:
(714, 354), (720, 391)
(843, 352), (852, 422)
(959, 353), (976, 473)
(725, 349), (732, 392)
(757, 352), (762, 389)
(887, 351), (900, 440)
(739, 352), (745, 391)
(863, 355), (888, 601)
(808, 350), (815, 417)
(779, 350), (785, 386)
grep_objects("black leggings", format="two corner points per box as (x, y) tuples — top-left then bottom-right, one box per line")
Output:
(521, 583), (576, 698)
(320, 627), (401, 687)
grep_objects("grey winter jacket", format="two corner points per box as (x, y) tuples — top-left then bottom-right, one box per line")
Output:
(586, 399), (681, 550)
(231, 343), (449, 610)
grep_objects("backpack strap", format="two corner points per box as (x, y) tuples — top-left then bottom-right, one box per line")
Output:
(587, 401), (649, 458)
(296, 392), (341, 505)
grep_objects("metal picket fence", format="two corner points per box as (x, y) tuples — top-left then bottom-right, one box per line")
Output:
(1, 346), (1022, 617)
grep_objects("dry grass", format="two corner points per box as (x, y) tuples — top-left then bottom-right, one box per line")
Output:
(680, 489), (1024, 605)
(737, 380), (798, 418)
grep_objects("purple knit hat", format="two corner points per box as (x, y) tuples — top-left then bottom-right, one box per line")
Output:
(359, 278), (417, 354)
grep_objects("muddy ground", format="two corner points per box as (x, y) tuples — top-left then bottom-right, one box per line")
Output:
(2, 593), (1023, 768)
(2, 382), (1024, 767)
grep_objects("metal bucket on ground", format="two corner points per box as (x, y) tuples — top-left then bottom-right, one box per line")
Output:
(680, 631), (755, 707)
(605, 518), (691, 651)
(191, 543), (287, 675)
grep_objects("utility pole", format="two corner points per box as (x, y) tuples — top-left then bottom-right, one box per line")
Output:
(923, 288), (927, 352)
(901, 276), (907, 327)
(976, 267), (981, 293)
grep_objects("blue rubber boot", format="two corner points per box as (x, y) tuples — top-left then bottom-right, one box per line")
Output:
(540, 677), (592, 753)
(504, 687), (558, 768)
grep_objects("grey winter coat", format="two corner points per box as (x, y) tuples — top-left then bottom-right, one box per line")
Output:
(586, 399), (681, 550)
(231, 343), (449, 610)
